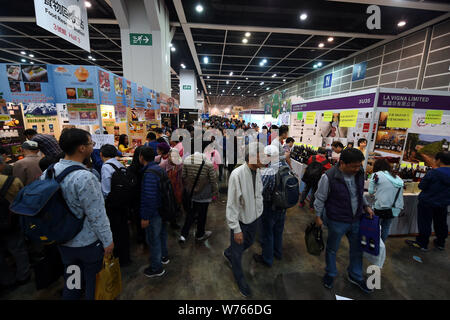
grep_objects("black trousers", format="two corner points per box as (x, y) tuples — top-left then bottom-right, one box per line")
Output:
(181, 202), (209, 239)
(416, 201), (448, 248)
(106, 205), (131, 263)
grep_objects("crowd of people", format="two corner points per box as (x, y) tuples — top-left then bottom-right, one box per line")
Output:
(0, 116), (449, 299)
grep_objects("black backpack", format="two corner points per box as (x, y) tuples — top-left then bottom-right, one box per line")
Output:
(0, 176), (15, 231)
(145, 168), (178, 222)
(302, 156), (329, 186)
(106, 163), (137, 208)
(272, 166), (300, 209)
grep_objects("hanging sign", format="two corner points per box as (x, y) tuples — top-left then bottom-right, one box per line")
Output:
(322, 111), (333, 122)
(129, 33), (152, 46)
(305, 112), (316, 125)
(424, 110), (443, 124)
(387, 108), (413, 128)
(339, 110), (359, 127)
(34, 0), (90, 52)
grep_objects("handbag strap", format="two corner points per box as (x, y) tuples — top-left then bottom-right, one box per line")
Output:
(190, 159), (205, 199)
(392, 187), (401, 208)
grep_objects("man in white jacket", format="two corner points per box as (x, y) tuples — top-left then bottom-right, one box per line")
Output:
(224, 142), (266, 297)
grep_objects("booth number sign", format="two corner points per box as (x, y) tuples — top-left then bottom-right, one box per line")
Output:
(129, 33), (152, 46)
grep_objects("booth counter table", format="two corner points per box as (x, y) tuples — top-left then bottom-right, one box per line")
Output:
(364, 193), (450, 236)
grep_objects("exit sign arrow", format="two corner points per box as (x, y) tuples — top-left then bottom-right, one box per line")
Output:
(129, 33), (152, 46)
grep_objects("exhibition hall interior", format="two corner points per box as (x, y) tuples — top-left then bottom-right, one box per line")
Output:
(0, 0), (449, 302)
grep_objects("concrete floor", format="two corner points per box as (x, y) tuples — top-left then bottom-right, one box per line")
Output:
(1, 181), (449, 300)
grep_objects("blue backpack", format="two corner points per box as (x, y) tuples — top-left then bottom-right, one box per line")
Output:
(9, 164), (86, 244)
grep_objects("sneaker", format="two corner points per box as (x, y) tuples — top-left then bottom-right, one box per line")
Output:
(323, 274), (334, 289)
(196, 231), (212, 241)
(223, 251), (232, 269)
(161, 256), (170, 265)
(143, 267), (165, 278)
(347, 273), (374, 293)
(253, 254), (271, 267)
(237, 281), (252, 298)
(178, 235), (186, 244)
(433, 239), (445, 251)
(405, 239), (429, 252)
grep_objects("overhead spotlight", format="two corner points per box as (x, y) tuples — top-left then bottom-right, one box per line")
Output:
(207, 76), (210, 79)
(28, 54), (34, 58)
(169, 43), (173, 47)
(313, 64), (318, 69)
(232, 93), (234, 95)
(222, 90), (225, 93)
(247, 90), (250, 93)
(85, 1), (92, 8)
(300, 13), (308, 21)
(171, 47), (176, 52)
(88, 55), (92, 59)
(397, 21), (406, 27)
(208, 85), (211, 88)
(229, 72), (233, 76)
(283, 79), (286, 82)
(195, 4), (204, 13)
(226, 80), (230, 84)
(317, 62), (323, 67)
(237, 86), (240, 89)
(30, 62), (34, 64)
(318, 43), (324, 48)
(21, 59), (26, 63)
(92, 58), (96, 61)
(271, 74), (277, 78)
(263, 59), (267, 64)
(328, 37), (334, 42)
(203, 56), (209, 64)
(254, 93), (256, 96)
(20, 51), (26, 55)
(181, 63), (186, 69)
(242, 38), (248, 44)
(245, 77), (248, 80)
(245, 32), (251, 37)
(259, 61), (264, 66)
(266, 87), (270, 90)
(260, 81), (264, 85)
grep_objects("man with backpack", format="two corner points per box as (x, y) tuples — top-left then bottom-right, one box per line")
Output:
(0, 155), (31, 291)
(253, 145), (299, 267)
(299, 147), (331, 209)
(37, 128), (113, 300)
(139, 147), (170, 278)
(100, 144), (132, 266)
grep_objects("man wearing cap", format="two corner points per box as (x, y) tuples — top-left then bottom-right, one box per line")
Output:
(12, 141), (42, 186)
(24, 129), (62, 159)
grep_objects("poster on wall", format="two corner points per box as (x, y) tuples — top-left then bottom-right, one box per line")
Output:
(1, 63), (55, 104)
(114, 104), (127, 123)
(23, 103), (57, 117)
(51, 65), (99, 104)
(319, 112), (348, 138)
(130, 108), (146, 122)
(0, 99), (10, 121)
(0, 103), (26, 160)
(67, 103), (99, 125)
(24, 115), (60, 137)
(373, 112), (407, 157)
(57, 103), (70, 124)
(403, 133), (450, 166)
(98, 68), (125, 108)
(410, 112), (450, 135)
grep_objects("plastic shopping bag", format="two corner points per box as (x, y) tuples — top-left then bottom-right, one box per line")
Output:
(95, 255), (122, 300)
(363, 238), (386, 268)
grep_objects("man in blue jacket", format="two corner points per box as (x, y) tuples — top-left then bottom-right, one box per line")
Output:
(406, 151), (450, 251)
(139, 146), (169, 278)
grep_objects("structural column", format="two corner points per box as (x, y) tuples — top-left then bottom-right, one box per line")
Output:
(110, 0), (171, 94)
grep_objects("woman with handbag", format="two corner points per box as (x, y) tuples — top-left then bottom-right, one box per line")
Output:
(368, 159), (404, 242)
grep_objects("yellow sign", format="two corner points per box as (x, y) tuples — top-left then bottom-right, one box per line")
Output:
(407, 164), (412, 169)
(305, 112), (316, 125)
(339, 110), (359, 127)
(386, 108), (413, 128)
(401, 163), (407, 168)
(419, 162), (425, 167)
(424, 110), (443, 124)
(322, 111), (333, 122)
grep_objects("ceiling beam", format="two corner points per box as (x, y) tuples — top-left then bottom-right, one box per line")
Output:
(175, 22), (394, 40)
(327, 0), (450, 12)
(173, 0), (210, 105)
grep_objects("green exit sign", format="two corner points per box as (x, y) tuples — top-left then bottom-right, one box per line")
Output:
(129, 33), (152, 46)
(182, 85), (192, 90)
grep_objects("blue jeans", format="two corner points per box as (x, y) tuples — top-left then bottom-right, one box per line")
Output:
(58, 240), (104, 300)
(145, 214), (168, 272)
(380, 218), (393, 243)
(224, 219), (258, 287)
(323, 214), (363, 281)
(261, 206), (286, 266)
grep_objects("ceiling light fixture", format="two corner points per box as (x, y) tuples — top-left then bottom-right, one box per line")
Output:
(208, 85), (211, 88)
(222, 90), (225, 93)
(397, 20), (406, 27)
(88, 55), (92, 59)
(317, 62), (323, 67)
(313, 64), (318, 69)
(226, 80), (229, 84)
(28, 54), (34, 58)
(328, 37), (334, 42)
(318, 43), (324, 48)
(232, 93), (234, 95)
(260, 81), (264, 85)
(271, 74), (277, 78)
(30, 61), (34, 64)
(254, 94), (256, 96)
(171, 47), (176, 52)
(20, 51), (26, 55)
(207, 76), (210, 79)
(92, 58), (96, 61)
(283, 79), (286, 82)
(245, 32), (251, 37)
(229, 72), (233, 76)
(21, 59), (26, 63)
(85, 1), (92, 8)
(300, 13), (308, 21)
(203, 56), (209, 64)
(195, 4), (204, 13)
(181, 63), (186, 69)
(245, 77), (248, 80)
(263, 59), (267, 64)
(242, 38), (248, 44)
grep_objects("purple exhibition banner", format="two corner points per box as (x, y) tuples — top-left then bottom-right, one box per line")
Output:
(292, 93), (376, 112)
(377, 92), (450, 110)
(251, 110), (265, 115)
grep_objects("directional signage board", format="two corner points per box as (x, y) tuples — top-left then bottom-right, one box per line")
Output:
(34, 0), (90, 52)
(182, 85), (192, 90)
(129, 33), (152, 46)
(323, 73), (332, 88)
(352, 62), (367, 81)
